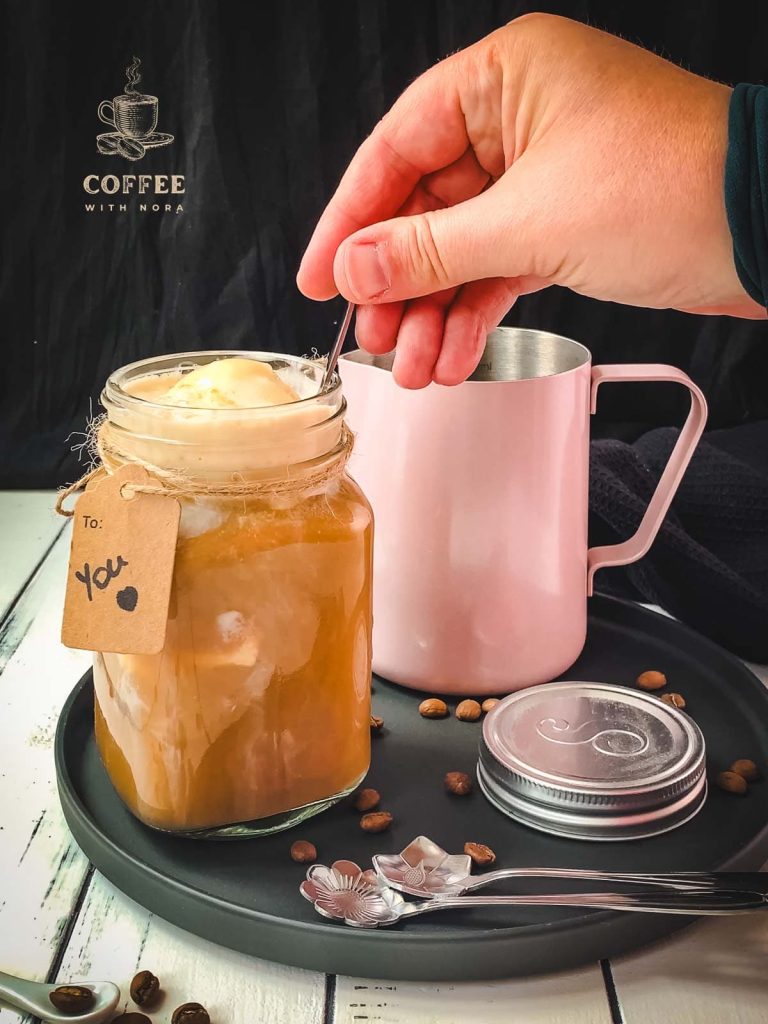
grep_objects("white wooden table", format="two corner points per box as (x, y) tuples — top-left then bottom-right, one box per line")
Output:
(1, 492), (766, 1024)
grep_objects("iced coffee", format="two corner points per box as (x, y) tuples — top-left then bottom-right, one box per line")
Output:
(91, 353), (373, 836)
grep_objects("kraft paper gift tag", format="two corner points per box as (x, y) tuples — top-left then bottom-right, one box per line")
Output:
(61, 465), (180, 654)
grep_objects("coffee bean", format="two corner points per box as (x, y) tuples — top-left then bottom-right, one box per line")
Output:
(419, 698), (448, 718)
(445, 771), (473, 795)
(716, 771), (748, 795)
(464, 841), (496, 868)
(360, 811), (393, 833)
(456, 699), (482, 722)
(636, 670), (667, 690)
(112, 1014), (152, 1024)
(353, 788), (381, 812)
(660, 692), (686, 709)
(171, 1003), (210, 1024)
(730, 759), (760, 782)
(49, 986), (95, 1014)
(129, 969), (160, 1008)
(481, 698), (500, 713)
(118, 138), (146, 161)
(290, 840), (317, 863)
(370, 715), (384, 732)
(97, 136), (122, 155)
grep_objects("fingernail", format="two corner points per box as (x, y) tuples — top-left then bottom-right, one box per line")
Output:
(344, 242), (390, 301)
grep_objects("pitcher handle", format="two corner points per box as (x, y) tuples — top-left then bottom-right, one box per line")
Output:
(587, 364), (708, 595)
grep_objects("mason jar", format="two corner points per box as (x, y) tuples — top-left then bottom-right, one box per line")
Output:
(91, 351), (373, 837)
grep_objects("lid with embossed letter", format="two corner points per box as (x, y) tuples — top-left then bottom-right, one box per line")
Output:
(478, 681), (707, 841)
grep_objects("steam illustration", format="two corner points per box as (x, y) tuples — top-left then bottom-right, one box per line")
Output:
(124, 56), (142, 94)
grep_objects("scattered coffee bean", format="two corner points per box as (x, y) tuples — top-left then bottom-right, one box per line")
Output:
(444, 771), (473, 796)
(118, 138), (146, 161)
(49, 986), (95, 1015)
(97, 136), (122, 155)
(129, 970), (160, 1008)
(360, 811), (393, 833)
(716, 771), (748, 795)
(660, 692), (686, 709)
(730, 759), (760, 782)
(171, 1003), (210, 1024)
(419, 698), (448, 719)
(112, 1014), (152, 1024)
(370, 715), (384, 732)
(290, 840), (317, 863)
(464, 842), (496, 868)
(636, 670), (667, 690)
(456, 699), (482, 722)
(481, 698), (500, 713)
(354, 788), (381, 812)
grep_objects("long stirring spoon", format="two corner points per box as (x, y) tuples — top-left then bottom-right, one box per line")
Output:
(0, 971), (120, 1024)
(373, 836), (723, 898)
(300, 861), (768, 929)
(320, 301), (355, 391)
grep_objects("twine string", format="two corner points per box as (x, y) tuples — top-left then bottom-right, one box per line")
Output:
(55, 421), (354, 518)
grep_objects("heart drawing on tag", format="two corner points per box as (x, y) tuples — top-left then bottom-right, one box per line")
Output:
(116, 586), (139, 612)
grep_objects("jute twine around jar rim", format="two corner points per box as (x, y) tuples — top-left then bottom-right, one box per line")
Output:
(55, 417), (355, 518)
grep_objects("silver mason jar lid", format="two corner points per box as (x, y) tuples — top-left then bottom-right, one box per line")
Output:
(477, 682), (707, 841)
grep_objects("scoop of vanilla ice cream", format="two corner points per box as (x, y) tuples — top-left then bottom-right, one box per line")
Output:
(110, 354), (341, 480)
(162, 358), (298, 408)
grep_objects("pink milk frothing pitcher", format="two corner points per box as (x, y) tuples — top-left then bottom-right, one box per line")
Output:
(340, 327), (707, 696)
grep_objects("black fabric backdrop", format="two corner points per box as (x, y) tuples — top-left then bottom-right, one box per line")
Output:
(1, 0), (768, 490)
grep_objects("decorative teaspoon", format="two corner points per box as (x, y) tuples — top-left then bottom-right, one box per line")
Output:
(300, 861), (767, 929)
(0, 971), (120, 1024)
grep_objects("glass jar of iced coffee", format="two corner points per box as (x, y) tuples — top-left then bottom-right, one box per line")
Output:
(91, 351), (372, 837)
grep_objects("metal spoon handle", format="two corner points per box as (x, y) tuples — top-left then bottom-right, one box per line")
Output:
(398, 889), (768, 920)
(320, 301), (354, 391)
(459, 867), (715, 894)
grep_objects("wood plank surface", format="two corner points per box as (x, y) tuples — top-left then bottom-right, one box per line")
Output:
(611, 912), (768, 1024)
(333, 969), (614, 1024)
(55, 874), (327, 1024)
(0, 525), (92, 1024)
(0, 491), (63, 620)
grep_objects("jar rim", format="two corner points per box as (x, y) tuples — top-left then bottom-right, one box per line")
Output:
(103, 350), (341, 414)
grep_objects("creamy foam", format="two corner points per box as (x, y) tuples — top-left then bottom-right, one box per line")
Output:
(104, 354), (342, 478)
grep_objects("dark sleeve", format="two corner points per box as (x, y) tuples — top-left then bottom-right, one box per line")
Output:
(724, 83), (768, 309)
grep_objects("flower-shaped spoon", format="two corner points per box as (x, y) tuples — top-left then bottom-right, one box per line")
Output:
(373, 836), (717, 898)
(300, 860), (405, 927)
(300, 860), (766, 927)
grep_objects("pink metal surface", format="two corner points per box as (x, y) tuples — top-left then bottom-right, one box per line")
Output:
(340, 345), (706, 696)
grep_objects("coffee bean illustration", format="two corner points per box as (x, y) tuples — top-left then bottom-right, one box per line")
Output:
(117, 586), (139, 612)
(118, 138), (146, 161)
(97, 136), (122, 155)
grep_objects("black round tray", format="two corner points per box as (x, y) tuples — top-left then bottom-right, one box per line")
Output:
(55, 596), (768, 981)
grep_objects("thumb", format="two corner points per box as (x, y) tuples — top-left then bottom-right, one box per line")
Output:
(332, 179), (530, 303)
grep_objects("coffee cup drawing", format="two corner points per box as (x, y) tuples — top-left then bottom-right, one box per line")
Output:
(99, 93), (159, 140)
(96, 57), (174, 162)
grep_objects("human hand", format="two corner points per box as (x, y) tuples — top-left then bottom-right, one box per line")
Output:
(297, 14), (765, 389)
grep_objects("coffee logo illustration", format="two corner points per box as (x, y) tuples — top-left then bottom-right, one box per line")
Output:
(97, 57), (174, 162)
